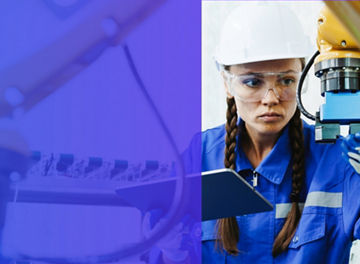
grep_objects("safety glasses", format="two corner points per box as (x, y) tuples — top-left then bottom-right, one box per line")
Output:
(223, 70), (301, 103)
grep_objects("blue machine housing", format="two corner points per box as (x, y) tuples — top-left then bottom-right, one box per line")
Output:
(320, 91), (360, 124)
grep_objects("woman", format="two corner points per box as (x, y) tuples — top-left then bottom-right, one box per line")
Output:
(197, 3), (360, 263)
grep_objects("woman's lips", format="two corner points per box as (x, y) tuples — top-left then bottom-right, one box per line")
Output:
(258, 112), (282, 122)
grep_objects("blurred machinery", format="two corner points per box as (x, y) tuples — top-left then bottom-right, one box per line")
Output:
(0, 0), (164, 117)
(2, 152), (174, 263)
(0, 0), (190, 263)
(11, 152), (173, 206)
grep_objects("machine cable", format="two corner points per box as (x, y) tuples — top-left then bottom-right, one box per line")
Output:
(296, 50), (320, 121)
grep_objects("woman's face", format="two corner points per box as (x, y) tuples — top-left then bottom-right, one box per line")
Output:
(225, 59), (302, 137)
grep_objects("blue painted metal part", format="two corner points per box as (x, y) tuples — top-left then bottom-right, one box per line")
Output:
(320, 91), (360, 123)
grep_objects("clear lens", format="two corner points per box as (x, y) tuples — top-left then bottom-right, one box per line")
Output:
(224, 71), (301, 103)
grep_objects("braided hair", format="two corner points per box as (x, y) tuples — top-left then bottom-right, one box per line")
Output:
(216, 91), (305, 257)
(272, 107), (305, 256)
(216, 97), (240, 255)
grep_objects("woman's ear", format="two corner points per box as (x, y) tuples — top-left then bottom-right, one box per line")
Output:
(221, 71), (234, 98)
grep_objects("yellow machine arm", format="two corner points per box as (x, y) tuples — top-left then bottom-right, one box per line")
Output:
(324, 2), (360, 48)
(316, 3), (360, 63)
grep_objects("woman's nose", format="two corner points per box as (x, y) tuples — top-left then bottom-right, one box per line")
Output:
(261, 87), (280, 105)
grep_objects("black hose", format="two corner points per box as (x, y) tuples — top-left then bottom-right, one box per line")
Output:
(296, 50), (320, 121)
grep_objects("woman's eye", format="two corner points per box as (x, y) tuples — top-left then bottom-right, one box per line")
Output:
(279, 78), (295, 86)
(242, 78), (263, 88)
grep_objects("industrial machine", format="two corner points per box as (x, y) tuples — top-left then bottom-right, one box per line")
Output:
(297, 2), (360, 142)
(0, 1), (195, 263)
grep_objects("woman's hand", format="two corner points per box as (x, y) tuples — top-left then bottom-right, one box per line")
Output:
(341, 132), (360, 174)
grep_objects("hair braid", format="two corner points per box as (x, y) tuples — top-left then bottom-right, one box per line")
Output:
(272, 107), (305, 257)
(224, 97), (238, 170)
(216, 97), (240, 255)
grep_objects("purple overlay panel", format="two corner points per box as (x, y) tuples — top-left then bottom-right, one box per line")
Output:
(0, 0), (200, 263)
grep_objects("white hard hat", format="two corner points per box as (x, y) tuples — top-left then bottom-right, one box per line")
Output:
(215, 3), (312, 66)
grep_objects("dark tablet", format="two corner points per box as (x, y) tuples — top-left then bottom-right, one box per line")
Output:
(115, 168), (273, 221)
(202, 169), (273, 221)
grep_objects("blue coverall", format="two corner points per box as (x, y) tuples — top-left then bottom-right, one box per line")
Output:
(185, 120), (360, 263)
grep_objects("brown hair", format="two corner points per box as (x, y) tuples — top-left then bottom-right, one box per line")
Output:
(216, 97), (240, 255)
(217, 59), (306, 257)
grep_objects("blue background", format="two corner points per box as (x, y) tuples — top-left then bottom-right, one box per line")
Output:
(0, 0), (201, 263)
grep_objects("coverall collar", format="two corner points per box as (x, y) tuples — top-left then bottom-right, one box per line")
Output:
(236, 119), (291, 185)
